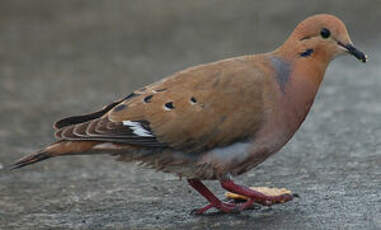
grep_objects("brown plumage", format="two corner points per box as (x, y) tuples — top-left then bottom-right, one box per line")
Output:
(11, 14), (367, 214)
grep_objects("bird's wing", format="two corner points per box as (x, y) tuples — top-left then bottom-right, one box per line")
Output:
(54, 99), (124, 129)
(55, 57), (266, 152)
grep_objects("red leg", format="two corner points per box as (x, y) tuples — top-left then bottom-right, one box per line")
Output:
(187, 179), (239, 214)
(220, 179), (294, 208)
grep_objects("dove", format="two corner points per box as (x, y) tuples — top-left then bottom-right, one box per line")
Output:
(11, 14), (367, 214)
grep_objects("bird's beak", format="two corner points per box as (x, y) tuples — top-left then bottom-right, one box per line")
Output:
(338, 41), (368, 63)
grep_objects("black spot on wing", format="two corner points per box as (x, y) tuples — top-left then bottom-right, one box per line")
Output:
(114, 104), (127, 112)
(124, 92), (138, 100)
(190, 97), (197, 103)
(144, 95), (154, 103)
(164, 102), (175, 110)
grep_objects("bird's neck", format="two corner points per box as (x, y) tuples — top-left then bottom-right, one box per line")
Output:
(295, 54), (330, 99)
(285, 58), (327, 122)
(269, 49), (331, 131)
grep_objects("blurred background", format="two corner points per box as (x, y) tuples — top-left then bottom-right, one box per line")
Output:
(0, 1), (380, 229)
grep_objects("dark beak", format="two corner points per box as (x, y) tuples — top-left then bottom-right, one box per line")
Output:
(338, 42), (368, 63)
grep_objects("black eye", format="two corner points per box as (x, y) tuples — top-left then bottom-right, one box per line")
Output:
(320, 28), (331, 39)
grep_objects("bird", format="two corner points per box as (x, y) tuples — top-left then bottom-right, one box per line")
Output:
(10, 14), (367, 214)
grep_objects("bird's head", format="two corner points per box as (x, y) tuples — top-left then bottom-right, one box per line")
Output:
(281, 14), (367, 63)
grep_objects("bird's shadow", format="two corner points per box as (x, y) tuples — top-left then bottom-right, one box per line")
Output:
(191, 202), (280, 217)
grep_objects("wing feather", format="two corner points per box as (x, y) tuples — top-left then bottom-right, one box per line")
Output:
(54, 57), (266, 151)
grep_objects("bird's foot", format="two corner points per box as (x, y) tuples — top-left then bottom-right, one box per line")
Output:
(222, 180), (295, 207)
(191, 200), (240, 215)
(192, 197), (265, 215)
(187, 178), (295, 215)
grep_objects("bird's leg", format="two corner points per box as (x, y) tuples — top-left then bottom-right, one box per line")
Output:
(220, 179), (294, 208)
(187, 179), (239, 214)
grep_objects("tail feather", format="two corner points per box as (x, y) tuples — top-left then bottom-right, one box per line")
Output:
(9, 140), (122, 170)
(10, 150), (51, 170)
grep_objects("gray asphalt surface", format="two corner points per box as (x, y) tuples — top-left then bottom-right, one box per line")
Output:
(0, 1), (380, 229)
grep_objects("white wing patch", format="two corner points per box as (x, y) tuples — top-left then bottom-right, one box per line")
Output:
(122, 120), (154, 137)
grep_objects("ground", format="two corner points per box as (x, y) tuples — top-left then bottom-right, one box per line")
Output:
(0, 1), (380, 229)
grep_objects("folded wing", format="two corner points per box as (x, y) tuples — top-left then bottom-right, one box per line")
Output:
(54, 58), (266, 152)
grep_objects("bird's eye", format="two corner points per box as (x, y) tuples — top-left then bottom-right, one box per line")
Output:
(320, 28), (331, 39)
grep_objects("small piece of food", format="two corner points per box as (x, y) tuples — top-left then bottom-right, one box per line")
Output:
(225, 186), (292, 200)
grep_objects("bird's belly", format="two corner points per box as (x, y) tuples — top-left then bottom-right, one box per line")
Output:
(134, 111), (302, 180)
(197, 113), (302, 178)
(136, 128), (295, 180)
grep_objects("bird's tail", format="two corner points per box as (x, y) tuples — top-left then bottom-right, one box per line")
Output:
(9, 141), (101, 170)
(10, 150), (52, 170)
